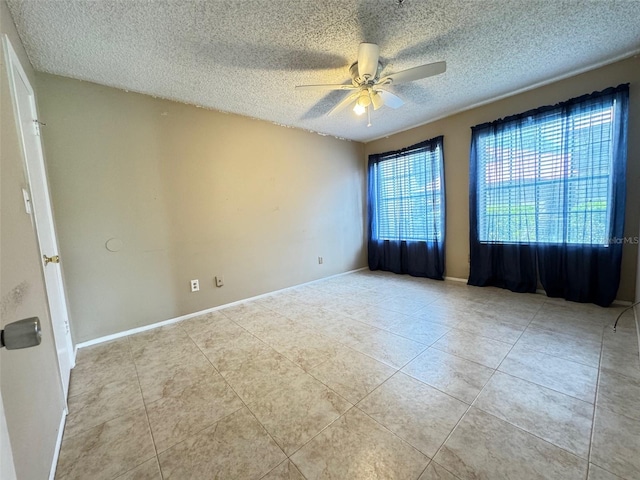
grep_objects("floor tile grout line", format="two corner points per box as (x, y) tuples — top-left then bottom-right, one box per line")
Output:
(134, 320), (249, 460)
(284, 401), (433, 474)
(489, 369), (596, 407)
(350, 367), (465, 462)
(468, 404), (594, 462)
(233, 300), (432, 373)
(428, 341), (510, 370)
(284, 404), (359, 460)
(215, 289), (443, 465)
(525, 302), (603, 368)
(435, 323), (524, 345)
(427, 363), (498, 463)
(250, 289), (618, 474)
(257, 458), (309, 480)
(459, 301), (598, 464)
(428, 301), (542, 466)
(404, 343), (500, 375)
(398, 369), (478, 406)
(350, 323), (510, 469)
(227, 311), (362, 374)
(425, 296), (544, 372)
(176, 320), (292, 466)
(593, 398), (640, 424)
(351, 402), (435, 460)
(303, 361), (396, 408)
(508, 341), (603, 370)
(433, 376), (590, 470)
(56, 339), (159, 479)
(490, 299), (599, 378)
(56, 392), (142, 441)
(71, 271), (630, 479)
(492, 321), (602, 405)
(225, 298), (433, 438)
(470, 369), (597, 461)
(493, 302), (542, 373)
(121, 336), (163, 480)
(500, 344), (599, 370)
(214, 307), (372, 411)
(343, 315), (452, 347)
(586, 322), (607, 478)
(176, 312), (330, 472)
(59, 345), (146, 432)
(415, 460), (463, 480)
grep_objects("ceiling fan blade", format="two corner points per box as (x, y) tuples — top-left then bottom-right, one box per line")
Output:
(370, 91), (384, 110)
(295, 84), (357, 91)
(380, 61), (446, 85)
(378, 90), (404, 109)
(328, 90), (361, 116)
(357, 42), (380, 80)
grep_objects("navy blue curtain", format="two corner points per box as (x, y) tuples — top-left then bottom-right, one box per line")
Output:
(368, 137), (445, 280)
(469, 133), (537, 293)
(469, 85), (629, 306)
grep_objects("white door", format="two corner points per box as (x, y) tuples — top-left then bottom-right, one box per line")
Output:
(0, 393), (17, 480)
(3, 35), (74, 398)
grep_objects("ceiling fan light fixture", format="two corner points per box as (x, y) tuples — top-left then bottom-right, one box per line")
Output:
(354, 90), (371, 115)
(358, 91), (371, 106)
(370, 91), (384, 110)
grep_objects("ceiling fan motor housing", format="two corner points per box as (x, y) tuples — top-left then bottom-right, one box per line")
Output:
(350, 61), (383, 86)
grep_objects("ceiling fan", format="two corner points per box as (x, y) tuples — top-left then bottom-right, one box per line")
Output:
(296, 43), (446, 125)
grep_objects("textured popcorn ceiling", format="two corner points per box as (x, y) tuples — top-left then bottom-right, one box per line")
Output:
(6, 0), (640, 142)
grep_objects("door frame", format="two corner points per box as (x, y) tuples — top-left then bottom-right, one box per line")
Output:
(3, 35), (75, 396)
(0, 393), (17, 480)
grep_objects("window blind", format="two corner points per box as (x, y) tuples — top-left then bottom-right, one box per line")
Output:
(371, 141), (444, 242)
(476, 98), (618, 245)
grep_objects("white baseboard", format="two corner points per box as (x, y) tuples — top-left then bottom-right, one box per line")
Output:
(75, 265), (632, 350)
(635, 304), (640, 355)
(444, 276), (467, 283)
(49, 410), (66, 480)
(612, 299), (633, 307)
(535, 289), (631, 306)
(76, 266), (368, 350)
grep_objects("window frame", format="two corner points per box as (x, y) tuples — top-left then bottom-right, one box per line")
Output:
(471, 91), (623, 247)
(368, 136), (445, 244)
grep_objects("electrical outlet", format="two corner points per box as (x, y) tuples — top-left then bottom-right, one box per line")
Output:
(318, 256), (323, 264)
(215, 276), (224, 287)
(190, 279), (199, 292)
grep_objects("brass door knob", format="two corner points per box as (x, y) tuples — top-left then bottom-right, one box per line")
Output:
(43, 254), (60, 266)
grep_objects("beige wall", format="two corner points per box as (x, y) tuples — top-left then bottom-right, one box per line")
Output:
(365, 56), (640, 302)
(36, 74), (366, 342)
(0, 1), (66, 478)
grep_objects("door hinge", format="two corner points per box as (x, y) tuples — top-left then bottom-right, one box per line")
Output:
(33, 119), (45, 136)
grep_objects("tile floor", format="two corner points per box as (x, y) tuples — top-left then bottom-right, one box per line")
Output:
(55, 270), (640, 480)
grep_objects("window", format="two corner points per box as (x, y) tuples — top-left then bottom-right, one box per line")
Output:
(369, 137), (444, 243)
(474, 93), (624, 245)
